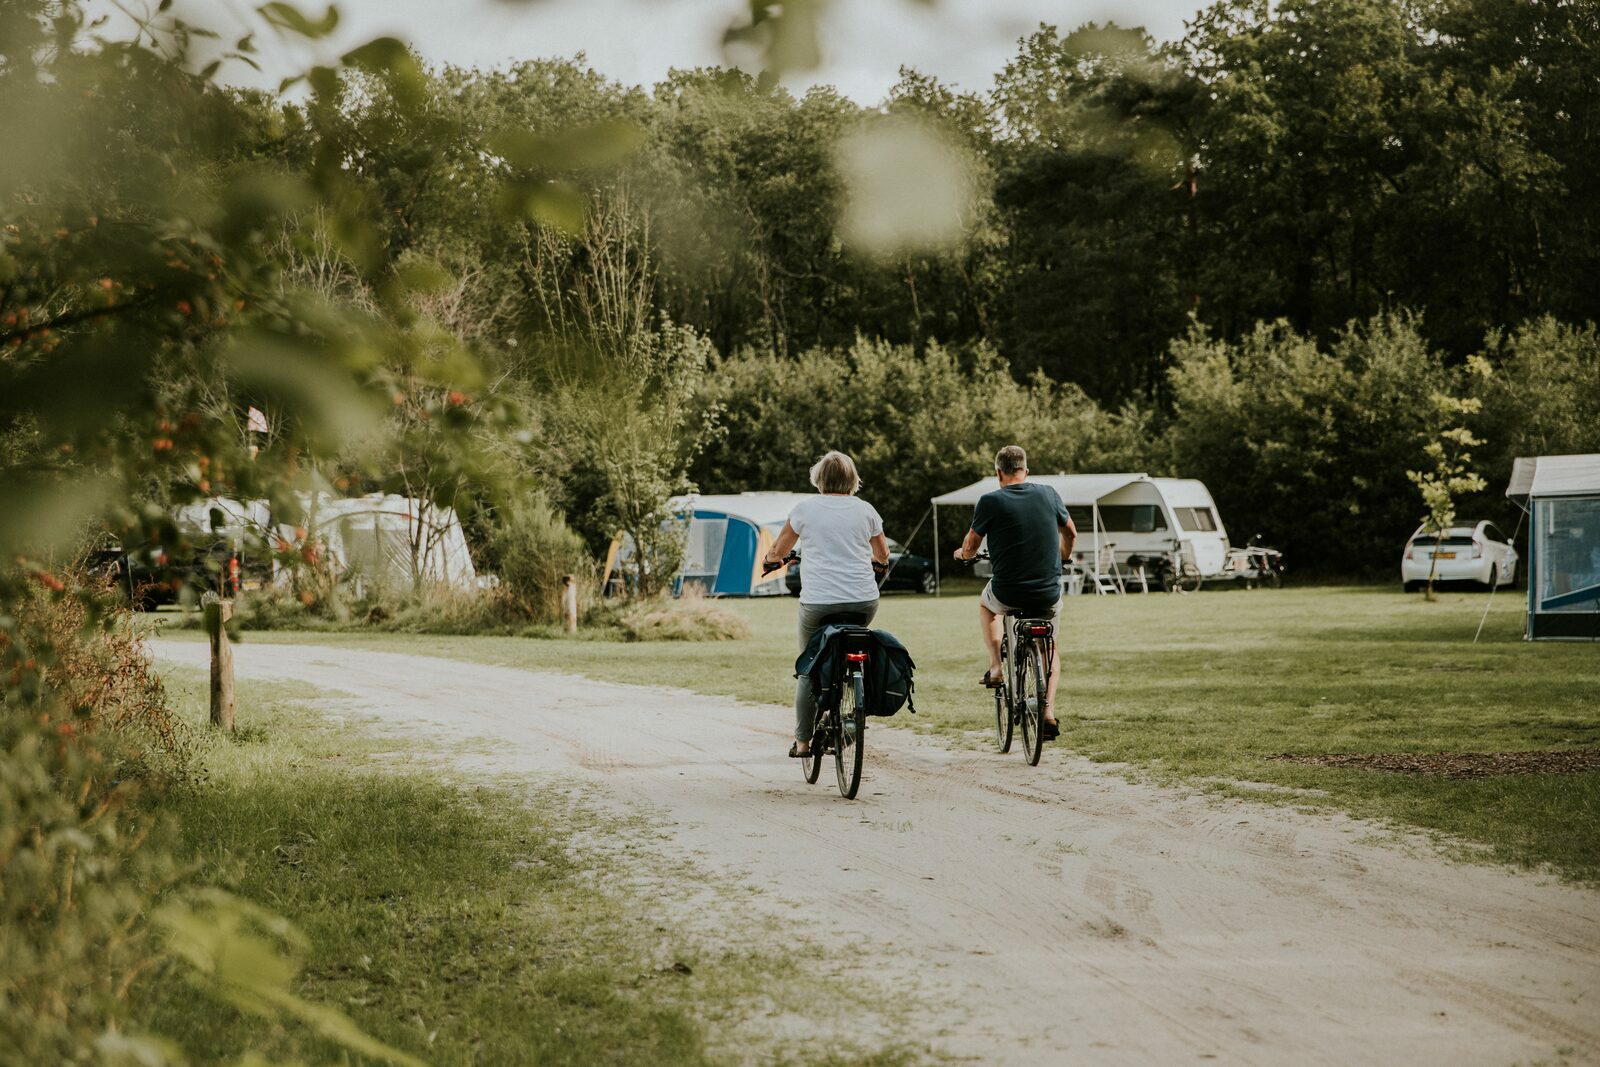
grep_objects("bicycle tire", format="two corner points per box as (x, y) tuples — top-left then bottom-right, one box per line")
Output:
(993, 636), (1013, 752)
(802, 720), (823, 784)
(1018, 641), (1045, 766)
(994, 682), (1013, 753)
(835, 673), (865, 799)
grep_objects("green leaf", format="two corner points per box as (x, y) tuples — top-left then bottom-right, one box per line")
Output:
(221, 330), (382, 449)
(497, 180), (588, 234)
(0, 474), (117, 559)
(340, 35), (412, 75)
(257, 2), (340, 39)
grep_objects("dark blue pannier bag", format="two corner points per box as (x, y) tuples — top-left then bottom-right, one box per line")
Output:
(795, 625), (916, 717)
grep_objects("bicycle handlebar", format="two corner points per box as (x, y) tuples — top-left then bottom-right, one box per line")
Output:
(761, 551), (799, 576)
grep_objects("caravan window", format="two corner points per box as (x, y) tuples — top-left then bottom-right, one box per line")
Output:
(1176, 507), (1218, 532)
(1094, 505), (1168, 533)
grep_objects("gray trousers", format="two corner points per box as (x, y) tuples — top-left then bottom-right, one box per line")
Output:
(794, 599), (878, 742)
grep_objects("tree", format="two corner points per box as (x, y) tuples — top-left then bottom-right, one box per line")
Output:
(991, 24), (1195, 404)
(1407, 374), (1490, 600)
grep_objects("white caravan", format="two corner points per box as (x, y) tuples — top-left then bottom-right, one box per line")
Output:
(929, 473), (1232, 589)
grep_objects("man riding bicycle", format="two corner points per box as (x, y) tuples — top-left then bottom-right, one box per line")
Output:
(951, 445), (1076, 740)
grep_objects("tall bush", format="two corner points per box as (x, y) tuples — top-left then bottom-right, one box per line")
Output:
(1476, 316), (1600, 477)
(0, 572), (185, 1060)
(490, 493), (592, 623)
(1163, 313), (1458, 574)
(541, 321), (719, 596)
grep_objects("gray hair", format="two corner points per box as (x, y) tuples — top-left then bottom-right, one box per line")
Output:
(995, 445), (1027, 476)
(810, 450), (861, 495)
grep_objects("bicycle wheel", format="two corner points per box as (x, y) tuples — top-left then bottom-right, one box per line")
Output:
(993, 681), (1013, 753)
(834, 673), (866, 799)
(801, 720), (823, 784)
(1017, 642), (1045, 766)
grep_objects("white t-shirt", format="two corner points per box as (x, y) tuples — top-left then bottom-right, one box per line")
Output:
(789, 495), (883, 605)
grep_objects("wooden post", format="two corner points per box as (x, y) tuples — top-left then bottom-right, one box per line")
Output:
(561, 574), (578, 634)
(205, 595), (235, 731)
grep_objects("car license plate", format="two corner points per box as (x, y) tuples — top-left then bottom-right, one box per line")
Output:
(1435, 551), (1455, 559)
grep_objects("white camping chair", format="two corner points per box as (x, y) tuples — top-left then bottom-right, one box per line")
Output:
(1092, 542), (1125, 595)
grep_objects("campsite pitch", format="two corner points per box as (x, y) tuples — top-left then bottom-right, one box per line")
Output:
(153, 633), (1600, 1065)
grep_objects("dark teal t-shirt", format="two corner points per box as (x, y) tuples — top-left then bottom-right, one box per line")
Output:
(971, 482), (1072, 607)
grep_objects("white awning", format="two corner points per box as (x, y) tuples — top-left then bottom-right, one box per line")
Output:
(1507, 454), (1600, 500)
(931, 473), (1149, 508)
(668, 491), (814, 528)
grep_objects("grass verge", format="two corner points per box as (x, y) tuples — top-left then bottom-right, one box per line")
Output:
(134, 671), (920, 1065)
(159, 586), (1600, 883)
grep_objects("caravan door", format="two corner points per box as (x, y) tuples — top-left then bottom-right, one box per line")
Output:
(1157, 479), (1230, 576)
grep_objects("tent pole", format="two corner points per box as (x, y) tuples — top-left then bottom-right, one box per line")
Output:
(933, 505), (940, 596)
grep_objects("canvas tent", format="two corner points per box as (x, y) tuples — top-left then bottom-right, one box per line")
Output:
(1507, 453), (1600, 640)
(302, 494), (477, 592)
(174, 497), (273, 541)
(605, 492), (810, 598)
(929, 474), (1231, 592)
(175, 494), (477, 592)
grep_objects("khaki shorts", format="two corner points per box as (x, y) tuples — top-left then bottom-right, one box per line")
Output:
(980, 581), (1062, 621)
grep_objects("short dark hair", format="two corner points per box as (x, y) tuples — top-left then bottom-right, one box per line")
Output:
(995, 445), (1027, 475)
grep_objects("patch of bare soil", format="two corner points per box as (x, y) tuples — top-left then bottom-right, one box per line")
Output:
(1268, 749), (1600, 778)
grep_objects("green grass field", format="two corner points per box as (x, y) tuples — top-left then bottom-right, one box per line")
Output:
(190, 585), (1600, 882)
(136, 671), (917, 1066)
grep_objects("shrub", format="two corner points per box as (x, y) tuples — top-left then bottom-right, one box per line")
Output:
(489, 493), (594, 624)
(1162, 312), (1459, 575)
(614, 594), (752, 642)
(1, 571), (186, 1061)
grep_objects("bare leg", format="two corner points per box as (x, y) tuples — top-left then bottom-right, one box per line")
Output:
(979, 601), (1002, 678)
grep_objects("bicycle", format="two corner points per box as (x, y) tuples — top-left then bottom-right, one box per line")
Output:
(964, 553), (1058, 767)
(764, 553), (871, 799)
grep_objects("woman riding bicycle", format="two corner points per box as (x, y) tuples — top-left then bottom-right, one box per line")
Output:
(762, 450), (890, 759)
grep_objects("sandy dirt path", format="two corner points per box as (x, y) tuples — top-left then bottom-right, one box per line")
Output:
(155, 641), (1600, 1065)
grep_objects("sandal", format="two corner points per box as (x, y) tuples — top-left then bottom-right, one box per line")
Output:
(788, 742), (812, 758)
(981, 670), (1004, 689)
(1041, 719), (1060, 741)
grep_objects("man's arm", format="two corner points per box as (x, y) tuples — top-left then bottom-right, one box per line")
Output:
(1059, 514), (1077, 562)
(953, 528), (984, 561)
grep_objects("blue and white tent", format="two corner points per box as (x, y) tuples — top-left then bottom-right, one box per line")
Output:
(603, 492), (811, 598)
(668, 492), (810, 597)
(1508, 453), (1600, 641)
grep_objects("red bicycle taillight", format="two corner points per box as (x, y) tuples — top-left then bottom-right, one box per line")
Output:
(1026, 624), (1052, 637)
(845, 652), (868, 663)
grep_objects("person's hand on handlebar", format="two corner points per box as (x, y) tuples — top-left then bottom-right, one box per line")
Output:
(761, 551), (798, 576)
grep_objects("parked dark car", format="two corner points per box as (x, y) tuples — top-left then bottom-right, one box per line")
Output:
(785, 538), (938, 595)
(88, 540), (252, 611)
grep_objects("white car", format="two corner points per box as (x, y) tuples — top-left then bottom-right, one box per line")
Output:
(1401, 520), (1518, 592)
